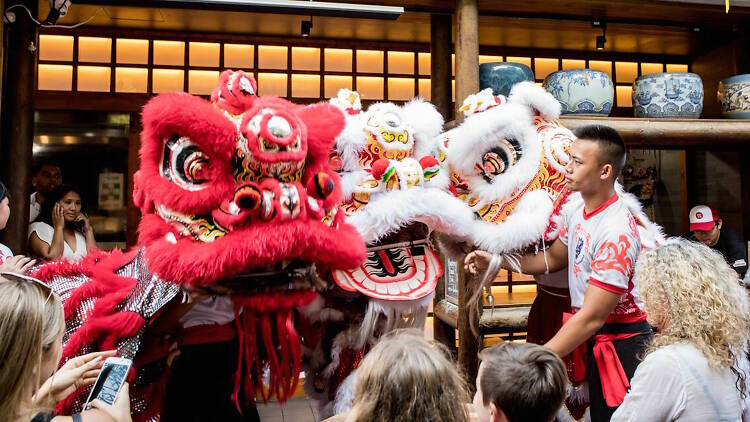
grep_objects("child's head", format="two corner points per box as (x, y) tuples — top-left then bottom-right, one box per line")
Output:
(473, 342), (567, 422)
(0, 274), (64, 420)
(347, 329), (470, 422)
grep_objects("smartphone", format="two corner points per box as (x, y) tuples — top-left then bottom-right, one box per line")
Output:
(83, 357), (132, 410)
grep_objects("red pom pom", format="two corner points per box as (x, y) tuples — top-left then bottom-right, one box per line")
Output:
(418, 155), (439, 170)
(370, 158), (390, 180)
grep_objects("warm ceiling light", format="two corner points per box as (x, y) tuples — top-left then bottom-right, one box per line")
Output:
(95, 0), (405, 19)
(301, 18), (312, 37)
(596, 35), (606, 50)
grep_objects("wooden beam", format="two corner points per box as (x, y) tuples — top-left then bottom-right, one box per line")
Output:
(430, 13), (453, 122)
(454, 0), (478, 120)
(559, 117), (750, 149)
(0, 0), (37, 254)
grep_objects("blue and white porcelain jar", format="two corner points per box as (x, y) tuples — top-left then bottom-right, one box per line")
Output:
(718, 74), (750, 119)
(543, 69), (614, 116)
(479, 62), (535, 97)
(632, 72), (703, 118)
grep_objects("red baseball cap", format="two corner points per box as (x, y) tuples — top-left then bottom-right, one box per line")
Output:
(689, 205), (719, 232)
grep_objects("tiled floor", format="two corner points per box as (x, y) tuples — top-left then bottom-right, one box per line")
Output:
(257, 397), (319, 422)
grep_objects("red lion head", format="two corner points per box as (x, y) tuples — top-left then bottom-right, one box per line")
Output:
(133, 70), (365, 287)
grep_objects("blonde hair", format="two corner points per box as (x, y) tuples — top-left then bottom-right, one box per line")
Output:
(346, 329), (470, 422)
(478, 342), (567, 422)
(636, 238), (750, 369)
(0, 275), (64, 421)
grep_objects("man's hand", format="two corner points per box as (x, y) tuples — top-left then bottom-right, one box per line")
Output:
(464, 250), (493, 275)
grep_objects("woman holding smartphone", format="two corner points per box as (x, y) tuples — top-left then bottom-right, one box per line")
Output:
(29, 185), (96, 262)
(0, 273), (132, 422)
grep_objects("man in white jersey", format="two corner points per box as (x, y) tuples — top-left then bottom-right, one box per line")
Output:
(466, 124), (652, 422)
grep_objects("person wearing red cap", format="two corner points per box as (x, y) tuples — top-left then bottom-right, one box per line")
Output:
(687, 205), (747, 278)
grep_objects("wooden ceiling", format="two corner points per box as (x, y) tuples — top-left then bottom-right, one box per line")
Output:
(38, 0), (748, 56)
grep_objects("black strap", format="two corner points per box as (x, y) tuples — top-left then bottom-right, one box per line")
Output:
(596, 320), (653, 336)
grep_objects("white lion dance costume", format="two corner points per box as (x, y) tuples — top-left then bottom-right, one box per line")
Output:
(436, 82), (664, 421)
(301, 89), (472, 417)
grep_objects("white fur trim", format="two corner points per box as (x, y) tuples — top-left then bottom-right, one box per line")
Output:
(469, 190), (555, 253)
(615, 184), (666, 248)
(508, 81), (562, 120)
(445, 103), (542, 204)
(339, 170), (370, 200)
(401, 98), (444, 159)
(346, 187), (475, 244)
(335, 119), (368, 172)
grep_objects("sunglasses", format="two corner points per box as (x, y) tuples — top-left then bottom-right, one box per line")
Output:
(0, 271), (56, 304)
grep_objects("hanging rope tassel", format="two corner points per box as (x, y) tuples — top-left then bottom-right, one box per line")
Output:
(230, 291), (317, 412)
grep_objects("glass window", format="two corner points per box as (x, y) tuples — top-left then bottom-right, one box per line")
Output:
(116, 39), (148, 64)
(356, 50), (384, 73)
(291, 74), (320, 98)
(188, 70), (220, 95)
(324, 75), (352, 98)
(78, 37), (111, 63)
(356, 76), (384, 100)
(189, 42), (220, 67)
(292, 47), (320, 71)
(153, 69), (185, 93)
(258, 46), (288, 70)
(257, 73), (288, 97)
(153, 41), (185, 66)
(38, 64), (73, 91)
(387, 77), (415, 101)
(77, 66), (111, 92)
(387, 51), (414, 74)
(115, 67), (148, 93)
(324, 48), (352, 72)
(39, 35), (74, 61)
(224, 44), (254, 69)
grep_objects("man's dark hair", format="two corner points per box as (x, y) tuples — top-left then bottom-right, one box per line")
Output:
(32, 160), (61, 177)
(0, 181), (8, 201)
(573, 124), (626, 178)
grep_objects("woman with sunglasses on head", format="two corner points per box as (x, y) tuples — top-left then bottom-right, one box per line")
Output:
(29, 185), (96, 262)
(0, 181), (36, 274)
(0, 273), (132, 422)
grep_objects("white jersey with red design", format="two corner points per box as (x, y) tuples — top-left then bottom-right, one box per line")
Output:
(559, 193), (646, 324)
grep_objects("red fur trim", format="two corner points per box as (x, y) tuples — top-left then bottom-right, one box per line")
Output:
(141, 216), (365, 286)
(139, 93), (239, 216)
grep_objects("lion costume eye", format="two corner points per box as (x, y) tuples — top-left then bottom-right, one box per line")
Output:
(162, 135), (210, 190)
(474, 137), (523, 183)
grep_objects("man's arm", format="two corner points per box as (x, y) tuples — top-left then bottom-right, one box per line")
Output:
(464, 238), (568, 277)
(544, 284), (620, 357)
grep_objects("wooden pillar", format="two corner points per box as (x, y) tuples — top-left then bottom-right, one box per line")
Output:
(454, 0), (478, 120)
(126, 112), (142, 247)
(430, 13), (453, 122)
(457, 253), (480, 391)
(0, 0), (37, 254)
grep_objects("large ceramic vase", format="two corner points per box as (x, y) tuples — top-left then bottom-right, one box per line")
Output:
(543, 69), (614, 116)
(632, 72), (703, 118)
(479, 62), (535, 97)
(718, 74), (750, 119)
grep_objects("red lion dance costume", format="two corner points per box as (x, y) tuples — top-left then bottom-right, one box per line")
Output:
(33, 70), (365, 420)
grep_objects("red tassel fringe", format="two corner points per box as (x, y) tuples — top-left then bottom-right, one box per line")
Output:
(230, 290), (317, 413)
